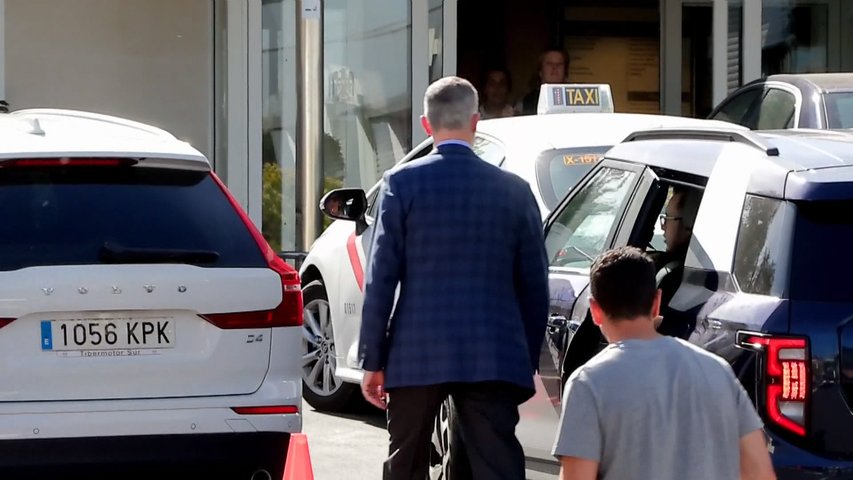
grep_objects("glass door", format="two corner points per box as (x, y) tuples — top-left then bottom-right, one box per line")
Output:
(412, 0), (456, 145)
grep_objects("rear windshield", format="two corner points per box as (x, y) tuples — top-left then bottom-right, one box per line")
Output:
(825, 92), (853, 129)
(0, 166), (266, 271)
(791, 200), (853, 302)
(536, 147), (609, 209)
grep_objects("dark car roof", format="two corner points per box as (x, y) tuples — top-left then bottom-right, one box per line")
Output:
(607, 127), (853, 200)
(764, 73), (853, 93)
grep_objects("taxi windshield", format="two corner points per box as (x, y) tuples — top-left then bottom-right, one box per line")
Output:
(536, 147), (609, 209)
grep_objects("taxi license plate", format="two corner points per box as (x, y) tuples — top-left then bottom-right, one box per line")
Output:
(40, 318), (175, 351)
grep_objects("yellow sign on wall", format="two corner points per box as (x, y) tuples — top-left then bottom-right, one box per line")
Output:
(566, 36), (660, 114)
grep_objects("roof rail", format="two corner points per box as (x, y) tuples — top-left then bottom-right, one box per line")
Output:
(10, 109), (177, 140)
(623, 127), (780, 156)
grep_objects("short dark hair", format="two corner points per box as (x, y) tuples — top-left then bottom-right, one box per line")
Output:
(589, 246), (657, 320)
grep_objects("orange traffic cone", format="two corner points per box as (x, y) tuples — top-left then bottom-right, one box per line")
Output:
(282, 432), (314, 480)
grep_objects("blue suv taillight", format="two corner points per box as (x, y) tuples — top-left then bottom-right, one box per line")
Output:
(738, 332), (810, 437)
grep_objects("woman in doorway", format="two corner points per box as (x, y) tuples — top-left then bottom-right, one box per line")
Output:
(479, 66), (516, 119)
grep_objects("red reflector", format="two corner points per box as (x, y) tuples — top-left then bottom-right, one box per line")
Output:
(4, 158), (137, 168)
(0, 318), (14, 329)
(231, 405), (299, 415)
(201, 310), (275, 329)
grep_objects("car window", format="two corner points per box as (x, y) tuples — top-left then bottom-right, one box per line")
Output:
(824, 92), (853, 129)
(710, 87), (763, 129)
(535, 147), (609, 210)
(733, 195), (793, 296)
(790, 199), (853, 302)
(545, 166), (639, 270)
(756, 88), (797, 129)
(0, 166), (267, 271)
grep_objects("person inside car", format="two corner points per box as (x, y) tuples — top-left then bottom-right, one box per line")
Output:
(651, 186), (700, 337)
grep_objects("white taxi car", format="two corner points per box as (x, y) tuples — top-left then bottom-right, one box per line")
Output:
(299, 85), (736, 474)
(0, 109), (302, 478)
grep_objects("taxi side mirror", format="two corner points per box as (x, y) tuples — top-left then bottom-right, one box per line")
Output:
(320, 188), (368, 223)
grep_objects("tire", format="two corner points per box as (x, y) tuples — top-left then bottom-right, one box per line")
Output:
(301, 280), (360, 412)
(429, 399), (472, 480)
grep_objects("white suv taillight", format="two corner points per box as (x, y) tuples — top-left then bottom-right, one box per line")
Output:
(738, 331), (810, 436)
(208, 172), (303, 329)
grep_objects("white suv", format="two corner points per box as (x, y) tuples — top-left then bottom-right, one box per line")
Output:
(0, 109), (302, 478)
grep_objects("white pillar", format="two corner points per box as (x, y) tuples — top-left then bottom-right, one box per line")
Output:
(712, 0), (729, 105)
(225, 0), (250, 211)
(661, 0), (682, 115)
(742, 0), (762, 83)
(412, 0), (429, 145)
(248, 0), (263, 226)
(296, 0), (324, 251)
(443, 0), (457, 76)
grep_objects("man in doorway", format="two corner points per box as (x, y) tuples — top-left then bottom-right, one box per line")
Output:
(518, 48), (569, 115)
(553, 246), (776, 480)
(359, 76), (549, 480)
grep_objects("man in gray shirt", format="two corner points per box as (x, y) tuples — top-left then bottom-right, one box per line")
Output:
(553, 246), (776, 480)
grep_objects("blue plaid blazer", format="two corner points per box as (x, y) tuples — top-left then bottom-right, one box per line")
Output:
(359, 143), (549, 393)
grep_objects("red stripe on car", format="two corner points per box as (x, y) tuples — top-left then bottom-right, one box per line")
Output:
(346, 232), (365, 292)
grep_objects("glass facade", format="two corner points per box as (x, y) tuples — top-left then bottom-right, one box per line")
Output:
(261, 0), (298, 252)
(323, 0), (412, 191)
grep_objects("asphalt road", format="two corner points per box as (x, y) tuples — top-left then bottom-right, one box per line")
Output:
(302, 403), (389, 480)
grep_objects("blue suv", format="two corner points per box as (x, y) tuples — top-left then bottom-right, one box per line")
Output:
(539, 127), (853, 478)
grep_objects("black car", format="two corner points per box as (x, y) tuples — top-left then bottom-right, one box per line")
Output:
(541, 126), (853, 478)
(709, 73), (853, 130)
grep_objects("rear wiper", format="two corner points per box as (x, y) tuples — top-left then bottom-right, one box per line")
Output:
(99, 241), (220, 264)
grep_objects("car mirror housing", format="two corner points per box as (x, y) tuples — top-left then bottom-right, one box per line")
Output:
(320, 188), (368, 224)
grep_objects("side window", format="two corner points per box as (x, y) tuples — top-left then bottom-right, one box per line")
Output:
(710, 87), (763, 129)
(756, 88), (797, 129)
(733, 195), (793, 296)
(545, 166), (638, 270)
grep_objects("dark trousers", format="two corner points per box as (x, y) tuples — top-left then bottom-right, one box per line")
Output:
(383, 382), (527, 480)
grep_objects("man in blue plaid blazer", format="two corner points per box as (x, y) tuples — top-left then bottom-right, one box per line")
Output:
(359, 76), (549, 480)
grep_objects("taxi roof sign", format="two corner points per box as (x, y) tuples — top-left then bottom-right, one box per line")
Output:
(537, 84), (614, 115)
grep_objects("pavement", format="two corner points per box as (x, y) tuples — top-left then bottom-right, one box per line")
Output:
(302, 403), (388, 480)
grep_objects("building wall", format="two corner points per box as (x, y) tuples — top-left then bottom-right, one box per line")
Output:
(5, 0), (215, 161)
